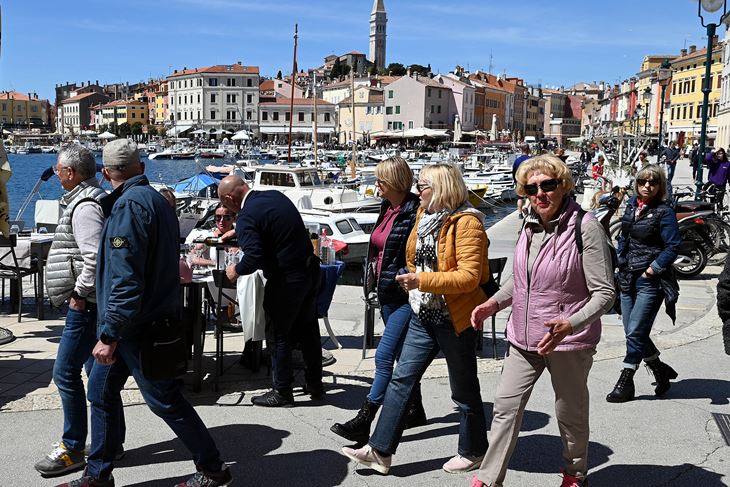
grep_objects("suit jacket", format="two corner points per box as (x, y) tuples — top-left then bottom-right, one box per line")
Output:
(234, 190), (314, 281)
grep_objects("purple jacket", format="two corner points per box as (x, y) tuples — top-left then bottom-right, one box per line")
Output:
(706, 152), (730, 187)
(507, 200), (602, 351)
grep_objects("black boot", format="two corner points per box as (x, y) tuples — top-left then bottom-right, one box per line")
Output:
(645, 358), (678, 396)
(404, 386), (427, 429)
(606, 368), (636, 403)
(330, 400), (379, 444)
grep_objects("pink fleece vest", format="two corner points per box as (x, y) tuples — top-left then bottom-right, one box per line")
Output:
(506, 201), (602, 352)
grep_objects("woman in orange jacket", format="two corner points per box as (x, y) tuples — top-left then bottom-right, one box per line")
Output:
(342, 163), (492, 475)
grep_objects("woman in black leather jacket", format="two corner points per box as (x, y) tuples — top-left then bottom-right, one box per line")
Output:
(607, 164), (681, 403)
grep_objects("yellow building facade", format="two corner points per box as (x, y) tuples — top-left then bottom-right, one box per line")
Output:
(101, 99), (149, 127)
(668, 43), (723, 146)
(0, 91), (48, 127)
(337, 85), (385, 144)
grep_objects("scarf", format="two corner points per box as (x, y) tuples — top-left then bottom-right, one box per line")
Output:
(414, 209), (449, 325)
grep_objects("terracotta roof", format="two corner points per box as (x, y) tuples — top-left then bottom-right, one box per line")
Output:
(169, 64), (260, 78)
(102, 99), (146, 108)
(672, 44), (722, 64)
(344, 50), (365, 56)
(0, 91), (36, 101)
(61, 92), (102, 104)
(411, 76), (448, 88)
(260, 98), (333, 106)
(260, 80), (275, 91)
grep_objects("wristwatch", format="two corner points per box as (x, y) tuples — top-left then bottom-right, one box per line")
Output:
(100, 333), (116, 345)
(70, 290), (86, 301)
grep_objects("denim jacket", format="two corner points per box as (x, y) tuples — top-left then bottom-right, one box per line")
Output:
(96, 175), (180, 341)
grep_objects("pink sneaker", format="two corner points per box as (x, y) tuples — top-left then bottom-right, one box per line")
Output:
(341, 445), (391, 474)
(560, 470), (586, 487)
(472, 475), (486, 487)
(442, 453), (484, 473)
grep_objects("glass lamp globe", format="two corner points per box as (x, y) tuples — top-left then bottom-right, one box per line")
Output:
(701, 0), (725, 12)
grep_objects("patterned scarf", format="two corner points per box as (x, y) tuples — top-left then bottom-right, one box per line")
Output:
(415, 209), (449, 325)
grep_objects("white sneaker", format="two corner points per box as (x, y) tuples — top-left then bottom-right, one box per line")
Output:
(443, 453), (484, 473)
(341, 445), (391, 474)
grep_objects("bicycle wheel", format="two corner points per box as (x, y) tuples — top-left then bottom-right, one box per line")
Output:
(704, 216), (730, 266)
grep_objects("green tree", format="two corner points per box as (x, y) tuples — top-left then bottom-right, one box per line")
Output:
(131, 122), (143, 136)
(330, 58), (343, 80)
(158, 127), (166, 138)
(276, 70), (283, 80)
(147, 126), (158, 136)
(369, 65), (378, 76)
(118, 122), (131, 138)
(385, 63), (407, 76)
(408, 64), (430, 76)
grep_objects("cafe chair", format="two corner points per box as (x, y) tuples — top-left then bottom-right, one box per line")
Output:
(0, 234), (40, 322)
(211, 269), (241, 391)
(477, 256), (508, 359)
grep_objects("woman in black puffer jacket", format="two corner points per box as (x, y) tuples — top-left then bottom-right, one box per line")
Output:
(717, 255), (730, 355)
(330, 157), (424, 445)
(607, 164), (681, 403)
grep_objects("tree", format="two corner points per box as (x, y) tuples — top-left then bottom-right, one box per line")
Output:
(369, 65), (378, 76)
(131, 122), (143, 136)
(385, 63), (406, 76)
(118, 122), (131, 139)
(147, 126), (158, 136)
(408, 64), (430, 76)
(276, 70), (283, 80)
(330, 58), (343, 80)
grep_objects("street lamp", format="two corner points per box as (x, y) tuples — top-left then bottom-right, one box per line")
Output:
(696, 0), (730, 197)
(642, 87), (652, 135)
(656, 60), (672, 154)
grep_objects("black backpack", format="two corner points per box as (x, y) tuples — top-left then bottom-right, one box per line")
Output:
(575, 209), (622, 315)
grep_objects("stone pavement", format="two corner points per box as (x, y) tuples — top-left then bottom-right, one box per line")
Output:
(0, 155), (728, 485)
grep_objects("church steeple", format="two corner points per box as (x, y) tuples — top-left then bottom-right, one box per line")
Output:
(369, 0), (387, 72)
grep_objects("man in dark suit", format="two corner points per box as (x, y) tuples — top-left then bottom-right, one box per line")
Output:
(219, 176), (323, 407)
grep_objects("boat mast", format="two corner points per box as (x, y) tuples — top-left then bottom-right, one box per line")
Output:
(287, 24), (298, 165)
(350, 71), (356, 178)
(313, 72), (319, 165)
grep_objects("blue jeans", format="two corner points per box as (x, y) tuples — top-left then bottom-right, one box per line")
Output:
(367, 302), (413, 404)
(369, 312), (488, 456)
(666, 162), (676, 182)
(53, 304), (125, 452)
(86, 338), (222, 480)
(620, 276), (663, 368)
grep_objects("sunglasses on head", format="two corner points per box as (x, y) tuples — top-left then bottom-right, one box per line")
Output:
(523, 179), (560, 196)
(215, 215), (233, 221)
(636, 178), (659, 187)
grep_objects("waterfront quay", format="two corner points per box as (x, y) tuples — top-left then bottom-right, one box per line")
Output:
(0, 160), (726, 486)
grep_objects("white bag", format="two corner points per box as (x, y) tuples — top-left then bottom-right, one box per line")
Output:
(236, 270), (267, 342)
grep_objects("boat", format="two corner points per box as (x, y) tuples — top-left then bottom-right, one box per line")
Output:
(299, 209), (371, 264)
(148, 148), (197, 160)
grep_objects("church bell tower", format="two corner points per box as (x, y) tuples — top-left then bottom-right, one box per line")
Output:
(369, 0), (387, 72)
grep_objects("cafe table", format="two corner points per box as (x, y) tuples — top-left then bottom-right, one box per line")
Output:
(2, 233), (54, 320)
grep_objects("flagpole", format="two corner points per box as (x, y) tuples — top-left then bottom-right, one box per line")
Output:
(287, 24), (298, 164)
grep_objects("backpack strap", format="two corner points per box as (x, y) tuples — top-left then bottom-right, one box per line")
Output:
(575, 208), (586, 254)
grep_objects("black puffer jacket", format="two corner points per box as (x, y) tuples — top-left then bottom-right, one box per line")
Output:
(717, 256), (730, 355)
(365, 193), (420, 306)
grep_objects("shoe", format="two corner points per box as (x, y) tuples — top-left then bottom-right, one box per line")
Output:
(251, 389), (294, 408)
(35, 442), (86, 477)
(331, 400), (380, 444)
(644, 358), (678, 396)
(341, 445), (391, 474)
(322, 348), (337, 367)
(472, 476), (486, 487)
(403, 398), (428, 429)
(303, 382), (326, 400)
(220, 321), (242, 333)
(84, 444), (126, 461)
(54, 470), (114, 487)
(605, 368), (635, 403)
(560, 470), (587, 487)
(442, 453), (484, 473)
(175, 465), (232, 487)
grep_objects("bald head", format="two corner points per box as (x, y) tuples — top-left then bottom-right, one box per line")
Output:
(219, 176), (250, 212)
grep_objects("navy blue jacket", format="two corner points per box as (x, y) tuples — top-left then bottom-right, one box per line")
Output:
(96, 175), (180, 341)
(365, 193), (419, 306)
(234, 190), (314, 280)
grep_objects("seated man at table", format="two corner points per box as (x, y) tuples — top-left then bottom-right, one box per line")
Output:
(219, 175), (323, 407)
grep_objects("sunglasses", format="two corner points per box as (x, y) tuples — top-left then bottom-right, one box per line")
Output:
(523, 179), (560, 196)
(214, 215), (233, 221)
(636, 178), (659, 187)
(416, 182), (431, 192)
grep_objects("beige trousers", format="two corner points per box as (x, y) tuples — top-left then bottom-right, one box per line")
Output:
(476, 345), (595, 486)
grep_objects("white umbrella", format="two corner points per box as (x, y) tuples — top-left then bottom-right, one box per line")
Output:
(453, 114), (462, 143)
(98, 131), (117, 140)
(232, 130), (251, 141)
(191, 129), (207, 135)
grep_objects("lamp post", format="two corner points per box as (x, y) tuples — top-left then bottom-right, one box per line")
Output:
(696, 0), (730, 198)
(642, 87), (652, 135)
(656, 60), (672, 155)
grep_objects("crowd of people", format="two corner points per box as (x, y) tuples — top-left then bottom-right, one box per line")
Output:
(28, 139), (730, 487)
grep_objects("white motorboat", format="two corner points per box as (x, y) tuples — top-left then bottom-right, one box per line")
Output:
(300, 209), (371, 265)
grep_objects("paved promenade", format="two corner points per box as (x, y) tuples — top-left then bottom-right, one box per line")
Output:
(0, 157), (728, 485)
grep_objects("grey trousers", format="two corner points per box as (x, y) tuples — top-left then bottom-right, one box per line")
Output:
(476, 345), (595, 486)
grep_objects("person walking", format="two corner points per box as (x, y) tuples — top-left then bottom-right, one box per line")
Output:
(330, 157), (423, 445)
(606, 164), (681, 404)
(470, 155), (616, 487)
(219, 175), (323, 407)
(717, 254), (730, 355)
(689, 142), (700, 180)
(705, 148), (730, 208)
(34, 144), (126, 478)
(59, 139), (231, 487)
(342, 163), (491, 475)
(662, 142), (681, 183)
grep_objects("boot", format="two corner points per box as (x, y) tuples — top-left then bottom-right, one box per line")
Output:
(606, 368), (635, 403)
(404, 393), (428, 429)
(645, 358), (678, 396)
(330, 400), (379, 445)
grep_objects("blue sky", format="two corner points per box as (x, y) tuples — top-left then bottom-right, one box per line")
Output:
(0, 0), (719, 102)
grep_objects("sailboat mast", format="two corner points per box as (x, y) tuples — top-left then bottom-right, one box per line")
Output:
(350, 71), (356, 179)
(287, 24), (298, 164)
(313, 72), (318, 165)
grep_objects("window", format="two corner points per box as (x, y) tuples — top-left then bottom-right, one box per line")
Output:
(395, 106), (400, 114)
(273, 112), (279, 121)
(388, 90), (393, 99)
(682, 106), (687, 119)
(285, 112), (290, 121)
(386, 106), (393, 115)
(335, 220), (354, 234)
(178, 96), (181, 105)
(211, 94), (217, 103)
(184, 95), (187, 104)
(209, 78), (218, 87)
(259, 171), (296, 187)
(671, 107), (675, 120)
(719, 76), (723, 89)
(438, 90), (442, 99)
(210, 110), (216, 119)
(388, 121), (393, 129)
(298, 112), (305, 122)
(428, 88), (432, 97)
(430, 105), (434, 114)
(672, 83), (676, 96)
(226, 78), (235, 87)
(311, 113), (315, 121)
(247, 79), (253, 87)
(197, 110), (200, 120)
(226, 94), (236, 103)
(689, 105), (693, 119)
(408, 120), (414, 129)
(182, 112), (186, 120)
(691, 79), (696, 92)
(262, 111), (268, 121)
(247, 111), (252, 120)
(324, 113), (331, 122)
(247, 94), (253, 103)
(437, 105), (441, 114)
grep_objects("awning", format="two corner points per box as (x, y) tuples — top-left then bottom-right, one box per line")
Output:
(260, 126), (335, 134)
(167, 125), (194, 136)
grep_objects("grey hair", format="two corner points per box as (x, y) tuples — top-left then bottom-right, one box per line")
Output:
(58, 144), (97, 180)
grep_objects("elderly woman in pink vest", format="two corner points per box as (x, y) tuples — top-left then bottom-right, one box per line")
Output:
(470, 154), (616, 487)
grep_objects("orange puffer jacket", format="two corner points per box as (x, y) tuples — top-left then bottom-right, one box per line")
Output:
(406, 207), (490, 334)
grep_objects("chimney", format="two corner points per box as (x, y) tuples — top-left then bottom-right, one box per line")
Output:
(81, 82), (85, 87)
(689, 45), (697, 54)
(681, 48), (687, 56)
(237, 61), (242, 65)
(712, 34), (719, 47)
(415, 72), (419, 81)
(88, 80), (91, 86)
(96, 80), (99, 85)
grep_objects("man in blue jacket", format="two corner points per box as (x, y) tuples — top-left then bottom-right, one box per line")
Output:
(58, 140), (231, 487)
(219, 175), (322, 407)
